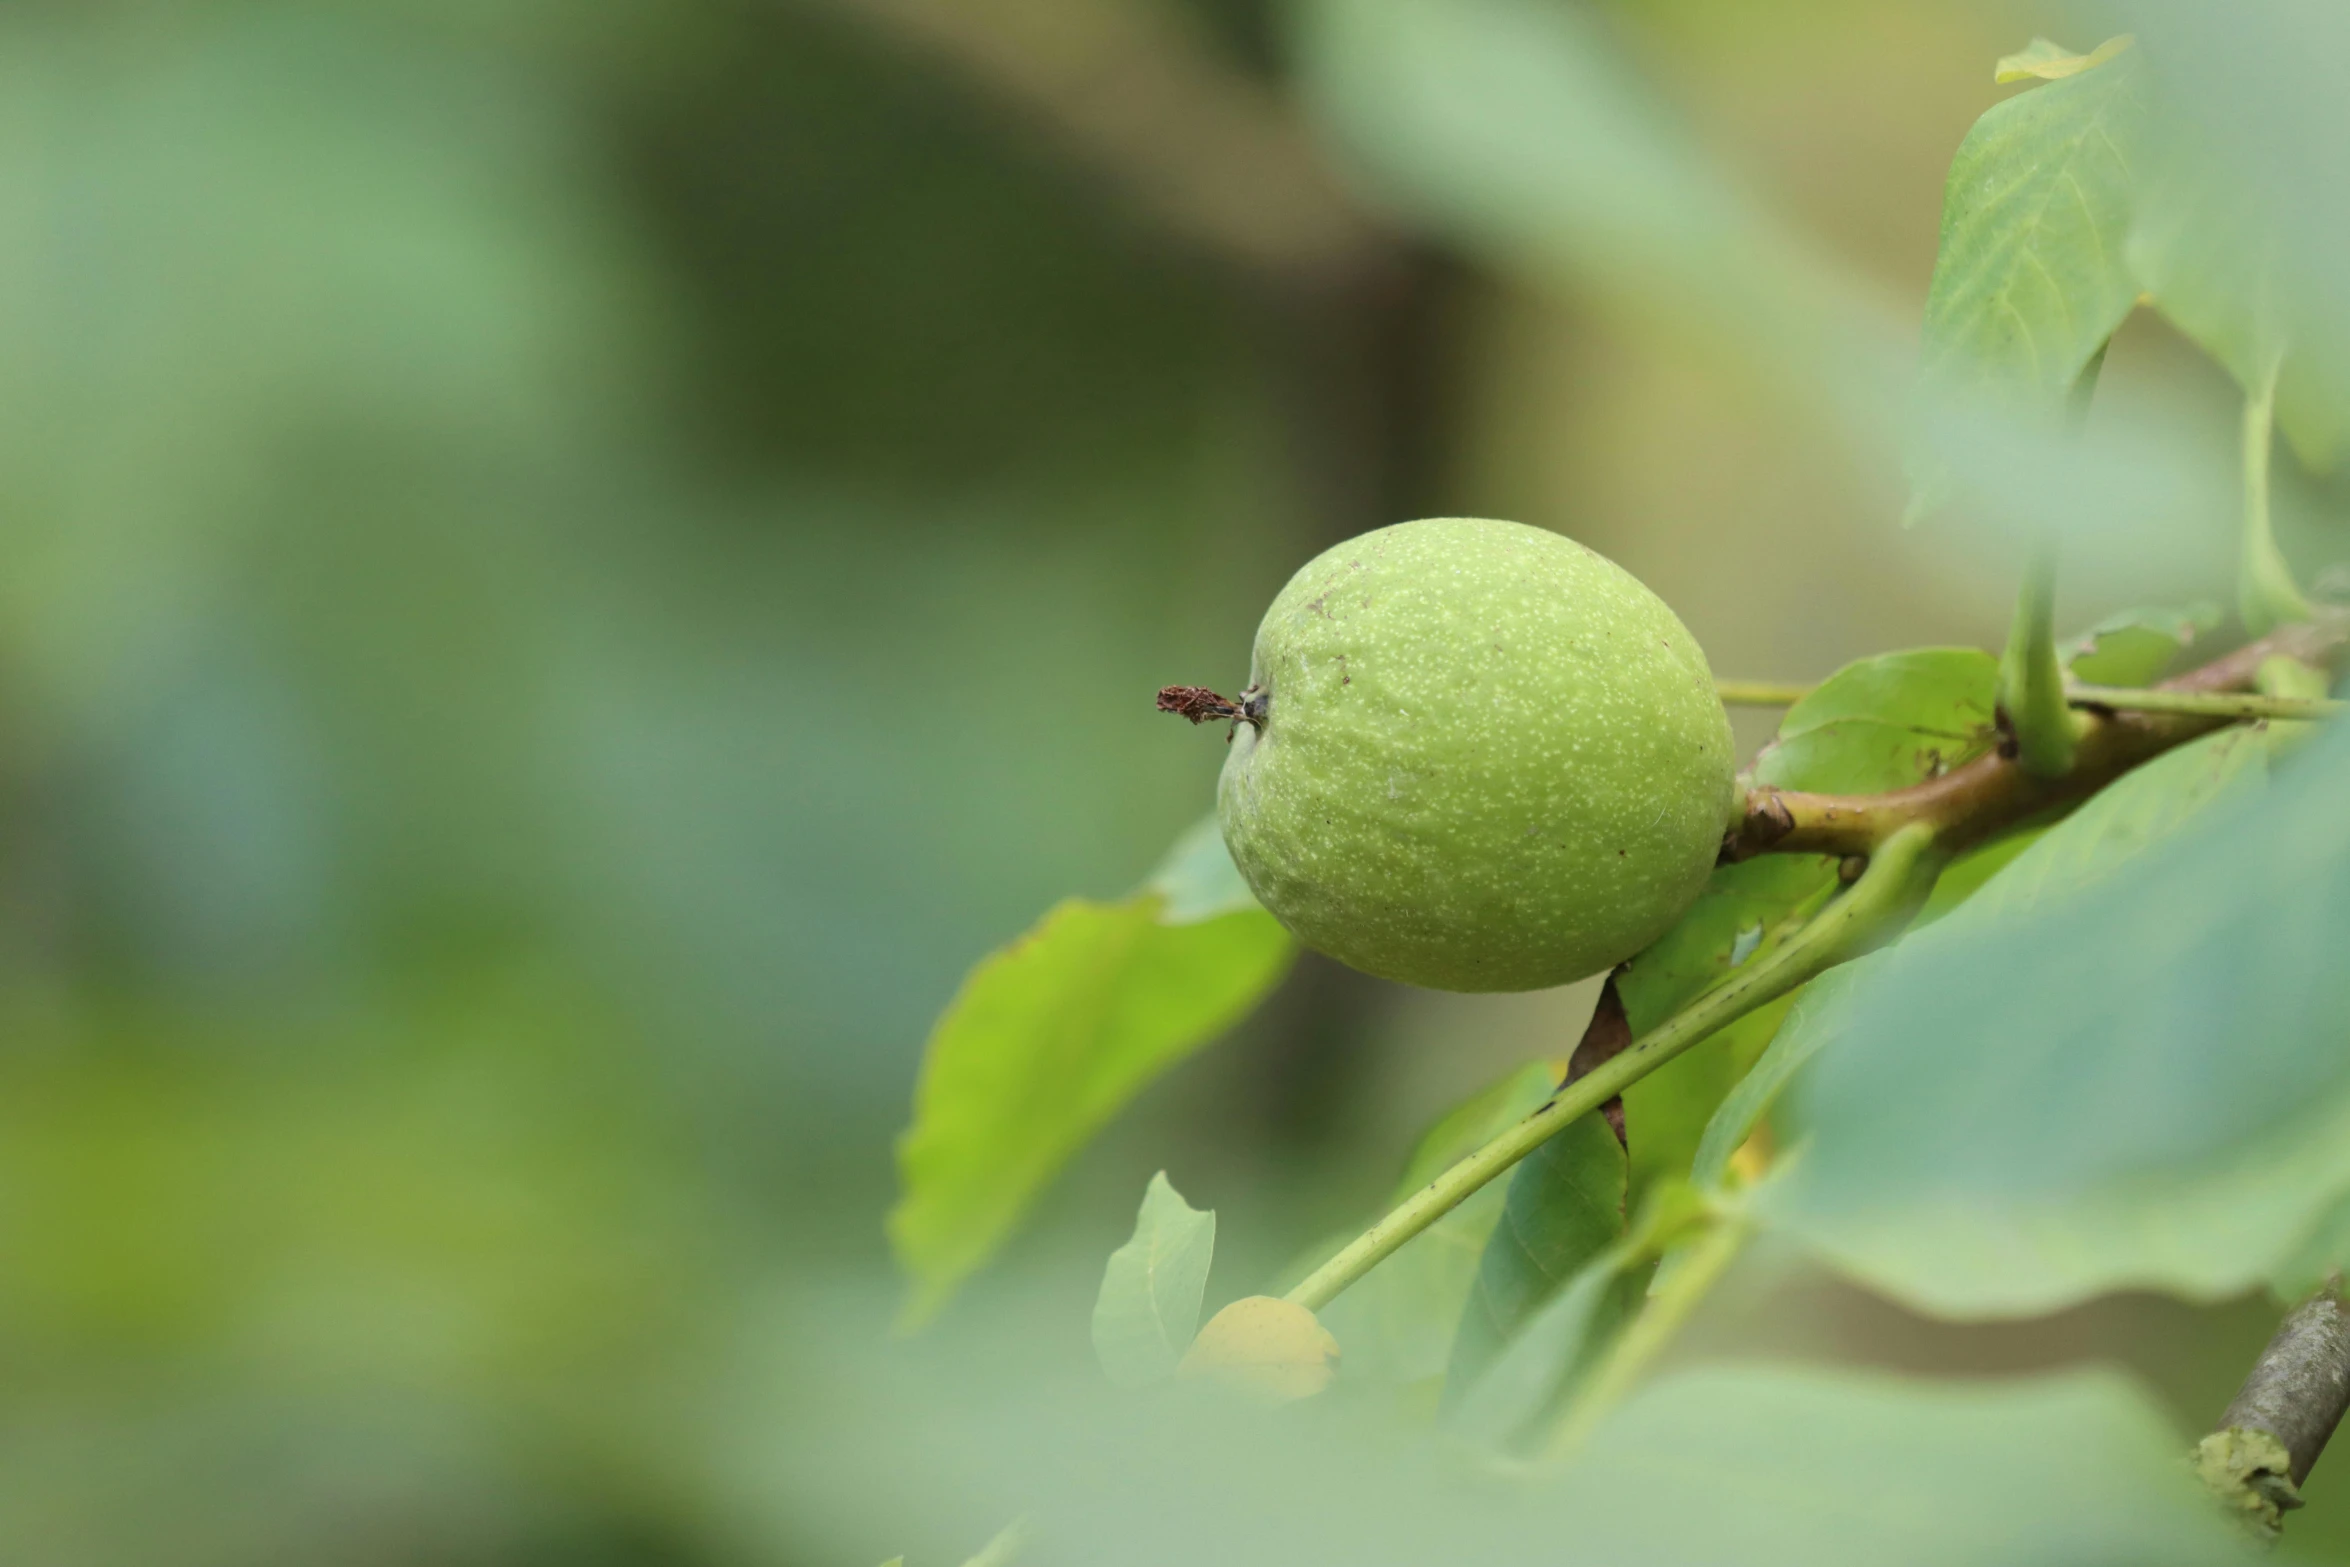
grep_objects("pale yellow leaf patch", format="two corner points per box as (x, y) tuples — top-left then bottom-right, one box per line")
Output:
(1178, 1295), (1340, 1402)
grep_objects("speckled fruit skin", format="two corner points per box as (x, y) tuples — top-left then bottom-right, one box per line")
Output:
(1218, 517), (1734, 993)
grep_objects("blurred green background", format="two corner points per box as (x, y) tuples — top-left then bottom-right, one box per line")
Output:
(6, 1), (2344, 1561)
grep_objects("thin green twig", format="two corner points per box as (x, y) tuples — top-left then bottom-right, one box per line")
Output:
(1720, 680), (2342, 723)
(1283, 824), (1944, 1314)
(2067, 684), (2343, 721)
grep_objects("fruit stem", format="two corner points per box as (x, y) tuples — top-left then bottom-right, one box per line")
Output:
(1282, 824), (1943, 1315)
(1156, 684), (1266, 732)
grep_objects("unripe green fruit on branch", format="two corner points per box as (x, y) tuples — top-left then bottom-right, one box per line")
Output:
(1175, 517), (1735, 993)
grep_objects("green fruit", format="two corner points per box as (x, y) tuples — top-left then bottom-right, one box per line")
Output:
(1217, 517), (1734, 992)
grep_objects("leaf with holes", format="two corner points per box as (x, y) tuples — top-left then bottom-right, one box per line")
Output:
(2061, 603), (2221, 688)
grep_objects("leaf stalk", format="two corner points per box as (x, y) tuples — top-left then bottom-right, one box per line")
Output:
(1997, 533), (2082, 778)
(2239, 358), (2316, 636)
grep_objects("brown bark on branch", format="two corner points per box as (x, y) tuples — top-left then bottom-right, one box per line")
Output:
(1725, 614), (2350, 862)
(2198, 1283), (2350, 1540)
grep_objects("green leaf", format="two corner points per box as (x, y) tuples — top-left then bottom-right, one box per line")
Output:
(2275, 349), (2350, 473)
(1318, 1060), (1561, 1386)
(1000, 1361), (2239, 1563)
(1623, 996), (1791, 1196)
(2125, 115), (2350, 472)
(1090, 1172), (1216, 1388)
(1908, 52), (2146, 523)
(958, 1518), (1027, 1567)
(1753, 648), (2001, 793)
(2061, 603), (2221, 688)
(1691, 958), (1877, 1194)
(1619, 860), (1835, 1032)
(2272, 1186), (2350, 1299)
(1909, 825), (2048, 928)
(1757, 717), (2350, 1314)
(1943, 724), (2277, 934)
(1442, 1110), (1626, 1400)
(1445, 1235), (1641, 1447)
(1615, 859), (1828, 1197)
(1447, 1180), (1703, 1447)
(2128, 152), (2287, 404)
(1993, 35), (2134, 85)
(891, 885), (1293, 1325)
(1392, 1059), (1565, 1194)
(1567, 1366), (2237, 1564)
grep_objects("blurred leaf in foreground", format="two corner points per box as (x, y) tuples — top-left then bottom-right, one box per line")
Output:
(891, 822), (1292, 1325)
(947, 1363), (2241, 1565)
(1907, 37), (2143, 523)
(1760, 717), (2350, 1314)
(1444, 1181), (1701, 1450)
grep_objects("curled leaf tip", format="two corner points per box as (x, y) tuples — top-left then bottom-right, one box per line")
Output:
(1994, 34), (2133, 85)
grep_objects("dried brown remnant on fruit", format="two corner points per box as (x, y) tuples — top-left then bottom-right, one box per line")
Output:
(1158, 684), (1268, 733)
(1157, 685), (1243, 724)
